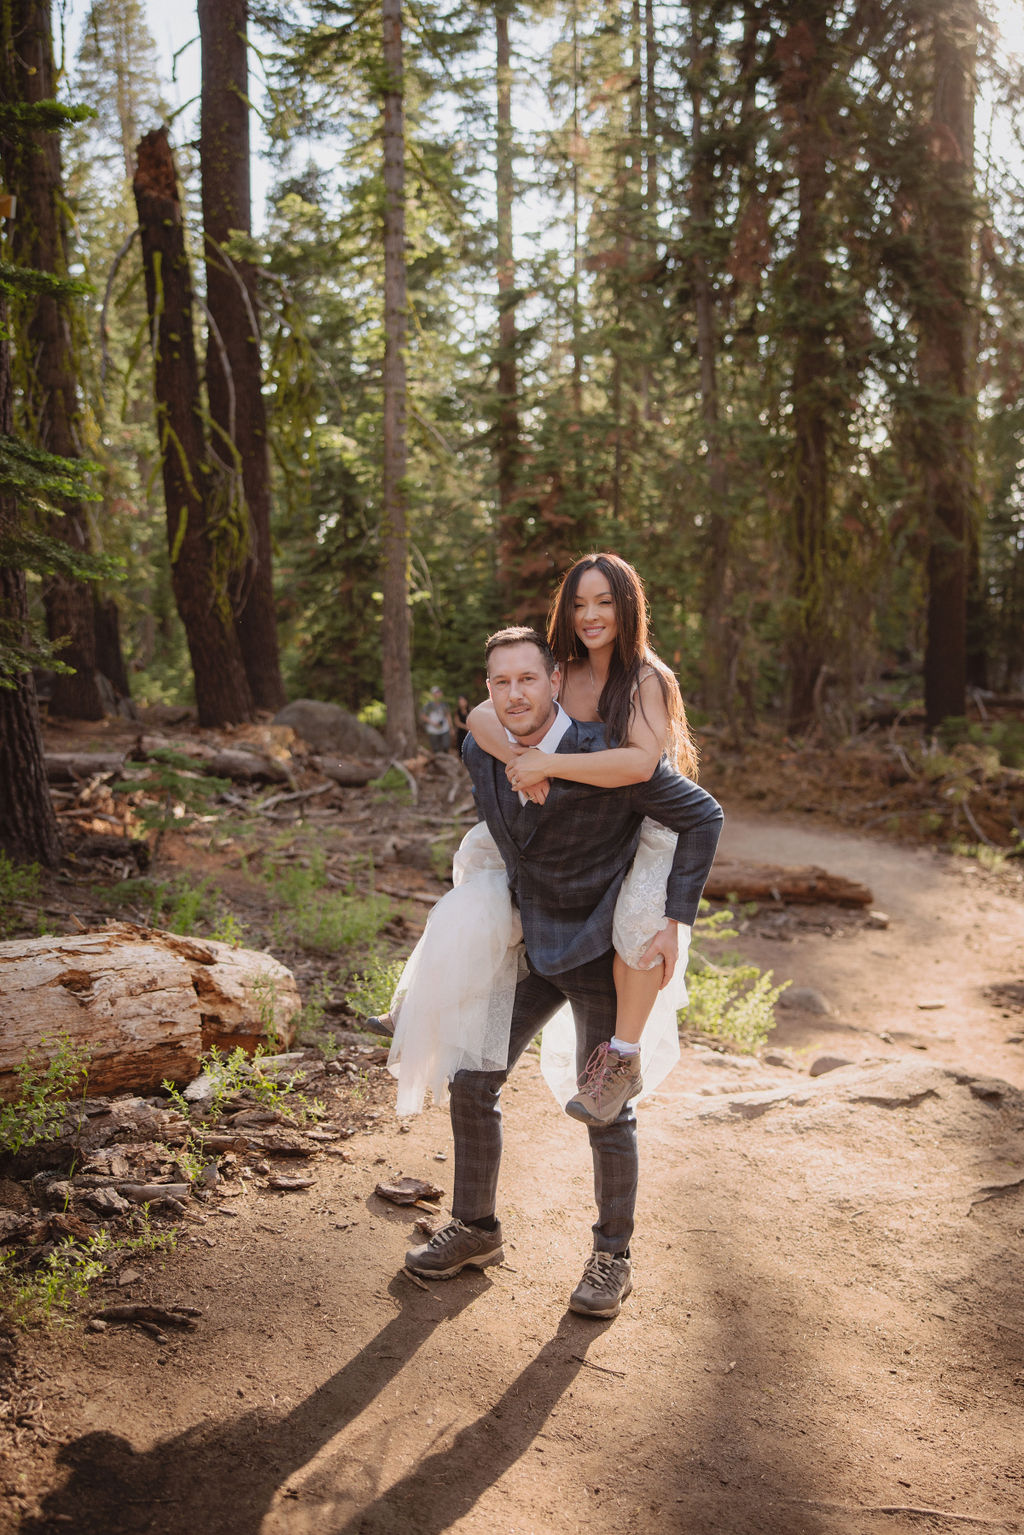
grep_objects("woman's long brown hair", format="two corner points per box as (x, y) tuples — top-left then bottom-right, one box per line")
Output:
(546, 552), (699, 779)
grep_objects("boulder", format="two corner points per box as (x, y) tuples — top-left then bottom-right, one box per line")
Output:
(272, 699), (388, 758)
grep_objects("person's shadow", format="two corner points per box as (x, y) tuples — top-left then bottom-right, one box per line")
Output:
(24, 1280), (609, 1535)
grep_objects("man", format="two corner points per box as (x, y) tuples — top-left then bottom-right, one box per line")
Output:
(420, 686), (453, 754)
(405, 627), (723, 1318)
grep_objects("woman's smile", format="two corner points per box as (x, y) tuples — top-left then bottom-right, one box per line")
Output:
(573, 567), (619, 651)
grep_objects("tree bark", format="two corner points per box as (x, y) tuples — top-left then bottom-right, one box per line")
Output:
(199, 0), (285, 713)
(494, 3), (522, 605)
(1, 0), (105, 721)
(132, 127), (254, 728)
(380, 0), (417, 755)
(0, 925), (299, 1100)
(0, 279), (61, 867)
(918, 0), (977, 731)
(779, 5), (834, 733)
(689, 27), (737, 726)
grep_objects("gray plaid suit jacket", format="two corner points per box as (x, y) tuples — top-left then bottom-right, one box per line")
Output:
(463, 719), (723, 977)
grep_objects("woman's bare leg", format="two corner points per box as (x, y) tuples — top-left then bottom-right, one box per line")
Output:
(611, 953), (662, 1045)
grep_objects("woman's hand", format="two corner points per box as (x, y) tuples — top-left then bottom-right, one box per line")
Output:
(506, 746), (551, 791)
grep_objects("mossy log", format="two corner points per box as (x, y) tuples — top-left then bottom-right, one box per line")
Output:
(0, 923), (298, 1101)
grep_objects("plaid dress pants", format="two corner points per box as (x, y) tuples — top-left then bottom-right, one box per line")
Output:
(448, 951), (638, 1255)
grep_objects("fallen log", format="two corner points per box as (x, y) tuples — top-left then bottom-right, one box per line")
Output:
(0, 923), (298, 1102)
(704, 860), (873, 907)
(45, 752), (126, 783)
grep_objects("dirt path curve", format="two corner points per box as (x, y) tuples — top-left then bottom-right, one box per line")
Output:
(12, 816), (1024, 1535)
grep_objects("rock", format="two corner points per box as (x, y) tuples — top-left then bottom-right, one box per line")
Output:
(42, 1179), (75, 1209)
(809, 1054), (854, 1077)
(183, 1073), (218, 1106)
(778, 987), (837, 1017)
(762, 1049), (797, 1070)
(866, 910), (890, 929)
(272, 700), (387, 758)
(81, 1187), (131, 1216)
(962, 1075), (1009, 1103)
(916, 1000), (947, 1011)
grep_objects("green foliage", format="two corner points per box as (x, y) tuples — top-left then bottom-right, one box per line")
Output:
(263, 848), (392, 955)
(369, 766), (413, 804)
(0, 851), (42, 937)
(685, 965), (790, 1055)
(345, 952), (405, 1021)
(0, 1237), (109, 1323)
(685, 904), (790, 1054)
(112, 752), (230, 849)
(103, 874), (226, 936)
(198, 1045), (324, 1125)
(293, 976), (336, 1044)
(0, 1210), (176, 1325)
(0, 1036), (90, 1156)
(939, 717), (1024, 771)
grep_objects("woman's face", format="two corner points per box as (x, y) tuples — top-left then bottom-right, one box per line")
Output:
(572, 566), (618, 653)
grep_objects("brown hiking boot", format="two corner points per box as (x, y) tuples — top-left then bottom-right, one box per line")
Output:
(404, 1218), (504, 1280)
(565, 1042), (642, 1126)
(569, 1250), (633, 1318)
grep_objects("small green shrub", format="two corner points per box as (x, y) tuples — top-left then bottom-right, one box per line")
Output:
(369, 765), (412, 804)
(684, 902), (790, 1053)
(685, 964), (790, 1053)
(200, 1045), (324, 1124)
(346, 952), (404, 1020)
(112, 749), (230, 850)
(103, 874), (226, 936)
(0, 851), (42, 938)
(0, 1237), (109, 1322)
(0, 1035), (90, 1155)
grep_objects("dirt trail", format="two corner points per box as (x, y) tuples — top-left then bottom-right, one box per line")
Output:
(6, 814), (1024, 1535)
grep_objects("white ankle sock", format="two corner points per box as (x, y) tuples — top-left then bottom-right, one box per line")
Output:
(610, 1036), (640, 1056)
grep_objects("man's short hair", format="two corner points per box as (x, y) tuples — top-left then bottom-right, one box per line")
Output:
(484, 626), (557, 675)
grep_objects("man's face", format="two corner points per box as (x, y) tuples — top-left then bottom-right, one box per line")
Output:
(486, 643), (560, 744)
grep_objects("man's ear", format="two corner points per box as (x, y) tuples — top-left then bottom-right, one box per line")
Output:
(550, 665), (561, 697)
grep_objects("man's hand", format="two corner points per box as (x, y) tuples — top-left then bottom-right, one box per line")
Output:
(506, 745), (550, 790)
(637, 921), (681, 989)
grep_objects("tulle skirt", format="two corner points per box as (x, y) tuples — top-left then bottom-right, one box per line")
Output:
(387, 817), (684, 1115)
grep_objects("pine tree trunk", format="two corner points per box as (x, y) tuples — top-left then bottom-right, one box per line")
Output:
(380, 0), (416, 755)
(689, 43), (736, 727)
(198, 0), (285, 713)
(780, 5), (833, 733)
(919, 0), (977, 731)
(1, 0), (105, 721)
(495, 4), (522, 604)
(0, 290), (61, 868)
(132, 128), (254, 728)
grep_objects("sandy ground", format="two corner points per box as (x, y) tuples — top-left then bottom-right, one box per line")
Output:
(4, 811), (1024, 1535)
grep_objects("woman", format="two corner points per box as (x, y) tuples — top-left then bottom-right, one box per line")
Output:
(381, 552), (699, 1122)
(453, 694), (471, 754)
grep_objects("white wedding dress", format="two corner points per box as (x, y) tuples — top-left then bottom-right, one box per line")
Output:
(387, 816), (687, 1116)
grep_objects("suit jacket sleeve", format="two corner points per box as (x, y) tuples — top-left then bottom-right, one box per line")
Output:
(629, 764), (724, 926)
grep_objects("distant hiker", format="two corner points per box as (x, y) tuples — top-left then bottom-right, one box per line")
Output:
(421, 687), (453, 754)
